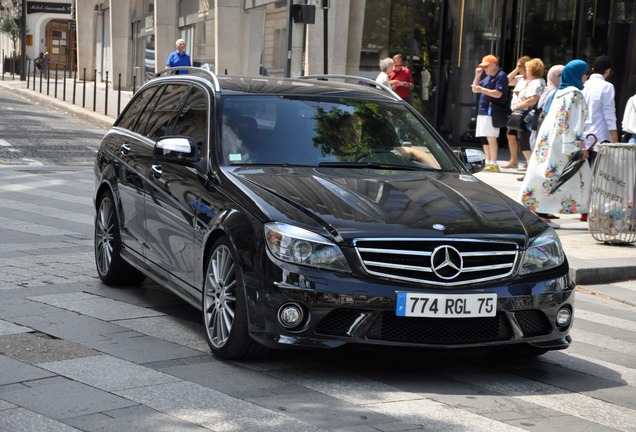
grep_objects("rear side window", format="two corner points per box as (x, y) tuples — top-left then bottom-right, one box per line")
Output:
(173, 87), (209, 158)
(116, 85), (160, 131)
(142, 84), (189, 141)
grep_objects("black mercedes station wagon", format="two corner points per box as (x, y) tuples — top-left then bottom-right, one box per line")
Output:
(94, 67), (574, 360)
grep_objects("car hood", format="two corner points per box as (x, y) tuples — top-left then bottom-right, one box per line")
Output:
(223, 166), (538, 244)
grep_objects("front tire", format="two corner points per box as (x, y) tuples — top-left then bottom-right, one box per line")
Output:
(94, 191), (145, 285)
(202, 237), (266, 360)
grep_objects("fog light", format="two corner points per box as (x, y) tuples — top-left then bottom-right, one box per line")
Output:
(556, 307), (572, 327)
(278, 303), (305, 329)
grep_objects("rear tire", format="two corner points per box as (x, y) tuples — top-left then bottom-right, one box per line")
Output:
(94, 191), (145, 285)
(202, 237), (266, 360)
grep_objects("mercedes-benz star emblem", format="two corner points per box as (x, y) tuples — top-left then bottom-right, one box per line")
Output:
(430, 245), (463, 280)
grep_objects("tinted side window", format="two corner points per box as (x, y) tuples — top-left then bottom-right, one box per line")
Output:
(142, 84), (189, 141)
(173, 87), (209, 158)
(116, 85), (161, 132)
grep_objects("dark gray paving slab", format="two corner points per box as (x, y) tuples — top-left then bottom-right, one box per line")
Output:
(63, 405), (211, 432)
(39, 354), (180, 392)
(0, 355), (55, 385)
(10, 309), (136, 344)
(87, 334), (205, 364)
(0, 319), (32, 336)
(0, 377), (137, 420)
(115, 381), (327, 432)
(0, 407), (83, 432)
(157, 359), (311, 399)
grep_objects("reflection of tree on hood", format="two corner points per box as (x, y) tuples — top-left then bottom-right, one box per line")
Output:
(312, 103), (399, 159)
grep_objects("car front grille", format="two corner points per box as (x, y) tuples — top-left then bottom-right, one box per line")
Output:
(315, 308), (516, 344)
(366, 312), (513, 344)
(354, 238), (519, 286)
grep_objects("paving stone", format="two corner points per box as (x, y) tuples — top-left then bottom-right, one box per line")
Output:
(117, 316), (208, 352)
(28, 292), (166, 321)
(0, 355), (55, 385)
(160, 359), (310, 399)
(64, 405), (211, 432)
(0, 319), (32, 335)
(10, 309), (136, 344)
(0, 407), (83, 432)
(116, 381), (328, 432)
(87, 334), (205, 364)
(0, 377), (137, 421)
(39, 354), (181, 392)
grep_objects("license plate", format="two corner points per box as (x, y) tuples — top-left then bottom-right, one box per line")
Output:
(396, 292), (497, 318)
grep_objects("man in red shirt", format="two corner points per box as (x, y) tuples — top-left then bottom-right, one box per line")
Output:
(389, 54), (414, 103)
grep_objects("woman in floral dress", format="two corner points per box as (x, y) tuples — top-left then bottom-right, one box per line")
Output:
(517, 59), (590, 222)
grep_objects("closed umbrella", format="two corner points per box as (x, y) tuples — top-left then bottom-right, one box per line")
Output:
(548, 133), (597, 195)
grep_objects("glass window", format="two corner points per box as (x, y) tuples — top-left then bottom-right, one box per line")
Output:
(116, 84), (161, 132)
(173, 87), (209, 158)
(143, 85), (189, 141)
(220, 96), (452, 171)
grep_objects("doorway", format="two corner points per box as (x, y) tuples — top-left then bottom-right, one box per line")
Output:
(45, 19), (75, 72)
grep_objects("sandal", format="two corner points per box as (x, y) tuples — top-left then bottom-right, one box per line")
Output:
(502, 161), (518, 169)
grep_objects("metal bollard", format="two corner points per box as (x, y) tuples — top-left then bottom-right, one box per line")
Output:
(82, 68), (86, 108)
(104, 71), (109, 116)
(63, 66), (67, 101)
(132, 74), (137, 94)
(39, 66), (43, 93)
(117, 73), (122, 116)
(27, 59), (31, 88)
(46, 64), (50, 96)
(54, 65), (58, 99)
(93, 69), (97, 112)
(73, 68), (77, 105)
(32, 60), (36, 90)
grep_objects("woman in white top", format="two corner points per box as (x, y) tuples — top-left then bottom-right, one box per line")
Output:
(511, 58), (546, 169)
(622, 93), (636, 143)
(375, 57), (393, 89)
(503, 56), (531, 168)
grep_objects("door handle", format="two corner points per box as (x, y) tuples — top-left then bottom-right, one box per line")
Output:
(151, 164), (162, 178)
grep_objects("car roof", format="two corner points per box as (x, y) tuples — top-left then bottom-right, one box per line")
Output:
(152, 68), (401, 101)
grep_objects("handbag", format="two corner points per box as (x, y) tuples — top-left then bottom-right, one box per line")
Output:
(506, 109), (529, 131)
(489, 102), (510, 128)
(524, 107), (542, 131)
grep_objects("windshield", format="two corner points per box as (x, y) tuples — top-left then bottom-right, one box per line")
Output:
(220, 96), (458, 171)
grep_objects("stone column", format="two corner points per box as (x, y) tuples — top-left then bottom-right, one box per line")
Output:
(75, 0), (99, 77)
(155, 0), (179, 72)
(215, 0), (243, 75)
(109, 0), (130, 88)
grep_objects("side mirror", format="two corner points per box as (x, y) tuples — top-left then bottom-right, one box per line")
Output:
(456, 147), (485, 173)
(154, 136), (200, 163)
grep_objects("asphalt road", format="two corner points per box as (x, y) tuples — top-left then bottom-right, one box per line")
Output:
(1, 85), (636, 432)
(0, 87), (106, 166)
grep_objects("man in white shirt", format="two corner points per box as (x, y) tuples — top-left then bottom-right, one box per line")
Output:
(580, 56), (618, 222)
(582, 55), (619, 149)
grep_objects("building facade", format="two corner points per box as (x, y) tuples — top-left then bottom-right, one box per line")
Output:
(2, 0), (635, 146)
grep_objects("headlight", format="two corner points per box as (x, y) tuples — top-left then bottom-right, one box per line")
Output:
(519, 228), (565, 275)
(264, 222), (351, 272)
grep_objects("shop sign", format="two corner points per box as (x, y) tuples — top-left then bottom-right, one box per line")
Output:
(27, 2), (72, 14)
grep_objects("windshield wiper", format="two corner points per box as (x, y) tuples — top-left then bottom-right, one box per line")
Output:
(318, 162), (424, 171)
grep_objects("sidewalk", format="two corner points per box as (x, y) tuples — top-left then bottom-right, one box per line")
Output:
(0, 73), (132, 129)
(2, 74), (636, 285)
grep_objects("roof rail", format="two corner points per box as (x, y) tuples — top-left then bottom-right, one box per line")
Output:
(299, 74), (401, 100)
(154, 67), (221, 92)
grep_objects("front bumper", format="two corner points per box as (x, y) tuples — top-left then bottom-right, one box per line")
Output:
(244, 266), (575, 352)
